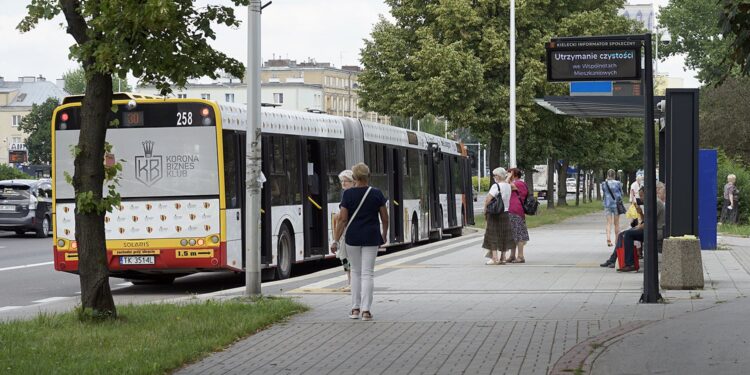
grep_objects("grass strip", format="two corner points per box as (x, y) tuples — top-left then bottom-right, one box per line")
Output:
(471, 200), (603, 230)
(718, 223), (750, 237)
(0, 297), (307, 375)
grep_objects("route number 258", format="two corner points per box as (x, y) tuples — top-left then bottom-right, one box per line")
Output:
(176, 112), (193, 126)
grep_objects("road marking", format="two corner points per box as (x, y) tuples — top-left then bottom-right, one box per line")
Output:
(288, 236), (483, 292)
(0, 306), (23, 312)
(32, 296), (71, 304)
(0, 261), (54, 272)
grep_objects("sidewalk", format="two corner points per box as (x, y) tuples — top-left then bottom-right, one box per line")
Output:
(178, 214), (750, 375)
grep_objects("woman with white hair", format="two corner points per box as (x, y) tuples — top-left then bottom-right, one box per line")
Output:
(482, 167), (515, 265)
(335, 169), (354, 291)
(721, 174), (740, 224)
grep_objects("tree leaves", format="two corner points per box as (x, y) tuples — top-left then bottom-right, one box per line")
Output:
(17, 97), (58, 165)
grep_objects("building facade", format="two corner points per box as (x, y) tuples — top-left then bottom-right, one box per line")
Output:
(0, 76), (67, 165)
(136, 59), (389, 124)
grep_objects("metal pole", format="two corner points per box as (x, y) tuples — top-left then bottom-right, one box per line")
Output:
(641, 33), (661, 303)
(477, 144), (482, 193)
(509, 0), (517, 168)
(444, 119), (448, 138)
(245, 0), (262, 296)
(417, 119), (420, 132)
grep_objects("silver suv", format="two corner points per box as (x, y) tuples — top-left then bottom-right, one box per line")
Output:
(0, 179), (52, 237)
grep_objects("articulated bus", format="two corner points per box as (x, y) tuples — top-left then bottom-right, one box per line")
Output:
(52, 94), (475, 282)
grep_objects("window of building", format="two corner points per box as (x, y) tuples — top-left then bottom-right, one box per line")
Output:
(11, 115), (22, 127)
(177, 93), (187, 99)
(273, 93), (284, 104)
(225, 93), (235, 103)
(200, 93), (211, 100)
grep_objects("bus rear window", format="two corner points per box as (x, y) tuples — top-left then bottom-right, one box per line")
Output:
(55, 102), (216, 130)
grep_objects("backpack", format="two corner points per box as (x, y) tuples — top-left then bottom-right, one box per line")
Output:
(486, 183), (504, 215)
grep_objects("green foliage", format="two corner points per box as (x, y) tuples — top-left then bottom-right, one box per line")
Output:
(717, 150), (750, 223)
(471, 176), (492, 192)
(360, 0), (642, 173)
(659, 0), (738, 85)
(719, 0), (750, 78)
(0, 298), (307, 374)
(471, 200), (602, 229)
(700, 77), (750, 162)
(62, 67), (132, 95)
(17, 97), (58, 164)
(0, 164), (32, 180)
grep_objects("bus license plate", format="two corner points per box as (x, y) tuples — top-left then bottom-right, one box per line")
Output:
(119, 256), (155, 265)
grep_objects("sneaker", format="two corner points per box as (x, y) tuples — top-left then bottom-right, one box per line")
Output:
(349, 308), (360, 319)
(608, 262), (615, 268)
(361, 311), (373, 321)
(485, 260), (498, 265)
(599, 261), (612, 268)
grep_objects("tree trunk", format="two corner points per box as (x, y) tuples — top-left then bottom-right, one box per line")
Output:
(546, 158), (555, 209)
(557, 160), (568, 207)
(596, 170), (603, 200)
(488, 134), (503, 173)
(74, 72), (116, 318)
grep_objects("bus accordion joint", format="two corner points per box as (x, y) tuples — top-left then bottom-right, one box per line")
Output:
(307, 196), (322, 210)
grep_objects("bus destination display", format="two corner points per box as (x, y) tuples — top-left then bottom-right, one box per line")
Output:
(546, 45), (641, 82)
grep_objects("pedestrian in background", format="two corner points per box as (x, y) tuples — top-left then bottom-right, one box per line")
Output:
(482, 167), (515, 265)
(335, 169), (354, 292)
(507, 168), (529, 263)
(602, 169), (623, 247)
(721, 174), (740, 224)
(629, 175), (643, 204)
(331, 163), (388, 322)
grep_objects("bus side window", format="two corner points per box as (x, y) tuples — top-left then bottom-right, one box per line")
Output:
(223, 130), (240, 209)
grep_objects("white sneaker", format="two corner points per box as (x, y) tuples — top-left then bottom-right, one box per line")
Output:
(485, 260), (497, 265)
(349, 309), (360, 319)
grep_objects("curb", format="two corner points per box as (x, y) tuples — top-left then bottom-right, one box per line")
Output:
(548, 320), (655, 375)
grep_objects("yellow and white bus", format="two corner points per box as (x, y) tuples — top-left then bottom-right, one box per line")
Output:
(52, 94), (474, 283)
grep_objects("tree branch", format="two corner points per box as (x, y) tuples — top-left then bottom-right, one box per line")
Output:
(60, 0), (88, 45)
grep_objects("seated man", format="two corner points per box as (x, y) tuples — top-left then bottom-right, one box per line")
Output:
(600, 182), (665, 271)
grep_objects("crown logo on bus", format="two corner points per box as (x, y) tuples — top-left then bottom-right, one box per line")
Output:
(142, 141), (155, 157)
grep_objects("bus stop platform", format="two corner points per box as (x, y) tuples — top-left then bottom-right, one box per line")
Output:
(178, 214), (750, 375)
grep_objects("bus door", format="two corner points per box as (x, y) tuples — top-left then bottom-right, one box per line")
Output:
(388, 147), (404, 243)
(426, 143), (442, 230)
(301, 138), (328, 257)
(259, 135), (272, 265)
(462, 157), (475, 225)
(446, 156), (458, 228)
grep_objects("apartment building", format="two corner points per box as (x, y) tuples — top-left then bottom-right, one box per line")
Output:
(0, 76), (67, 165)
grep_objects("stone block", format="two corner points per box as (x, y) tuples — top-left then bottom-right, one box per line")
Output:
(660, 237), (704, 289)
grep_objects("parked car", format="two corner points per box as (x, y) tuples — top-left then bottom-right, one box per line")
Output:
(0, 179), (53, 237)
(566, 177), (577, 193)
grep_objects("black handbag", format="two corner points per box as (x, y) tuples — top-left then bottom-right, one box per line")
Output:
(486, 183), (504, 215)
(519, 192), (539, 215)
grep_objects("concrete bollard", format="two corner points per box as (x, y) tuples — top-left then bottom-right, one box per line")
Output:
(660, 236), (704, 289)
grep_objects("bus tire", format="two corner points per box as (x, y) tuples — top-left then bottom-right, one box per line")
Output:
(275, 224), (294, 280)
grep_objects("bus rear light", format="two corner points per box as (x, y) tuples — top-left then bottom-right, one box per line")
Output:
(180, 239), (188, 246)
(200, 107), (210, 117)
(57, 239), (66, 248)
(71, 241), (78, 250)
(197, 239), (205, 246)
(210, 235), (219, 244)
(202, 117), (212, 126)
(188, 239), (196, 246)
(61, 113), (69, 122)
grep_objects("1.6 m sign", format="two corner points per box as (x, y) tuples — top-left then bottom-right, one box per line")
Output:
(546, 39), (641, 82)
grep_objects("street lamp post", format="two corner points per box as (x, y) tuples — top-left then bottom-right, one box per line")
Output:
(245, 0), (263, 296)
(509, 0), (517, 168)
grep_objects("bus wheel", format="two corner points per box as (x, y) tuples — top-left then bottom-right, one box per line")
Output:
(275, 225), (294, 280)
(411, 220), (418, 246)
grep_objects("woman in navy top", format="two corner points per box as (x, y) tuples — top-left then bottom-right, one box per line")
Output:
(331, 162), (388, 321)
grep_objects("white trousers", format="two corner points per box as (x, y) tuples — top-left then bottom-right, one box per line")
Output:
(347, 245), (378, 312)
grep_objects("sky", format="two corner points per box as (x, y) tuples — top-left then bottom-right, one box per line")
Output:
(0, 0), (699, 87)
